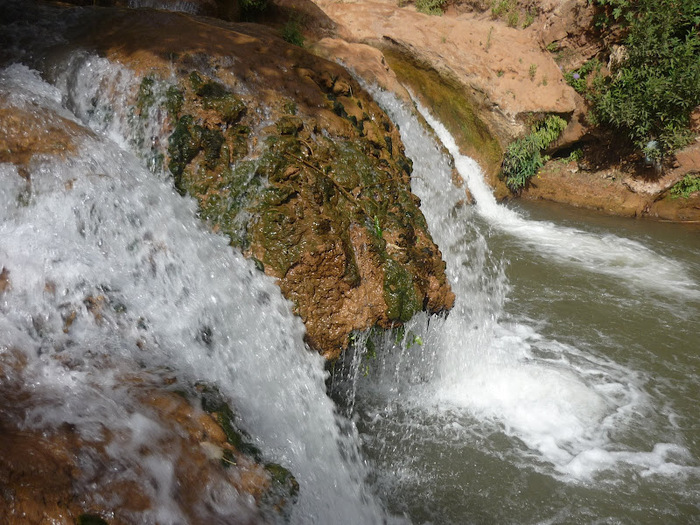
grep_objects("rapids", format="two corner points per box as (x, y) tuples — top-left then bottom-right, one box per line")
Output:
(328, 87), (700, 523)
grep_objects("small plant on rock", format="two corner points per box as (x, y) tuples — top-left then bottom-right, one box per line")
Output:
(528, 63), (537, 81)
(282, 17), (305, 47)
(501, 115), (567, 192)
(563, 58), (601, 94)
(415, 0), (447, 15)
(522, 8), (535, 28)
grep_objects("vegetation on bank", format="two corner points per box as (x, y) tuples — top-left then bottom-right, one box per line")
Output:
(670, 174), (700, 199)
(501, 0), (699, 194)
(500, 115), (566, 192)
(569, 0), (700, 159)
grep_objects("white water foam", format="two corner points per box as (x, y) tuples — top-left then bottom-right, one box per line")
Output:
(0, 64), (389, 523)
(54, 52), (172, 172)
(415, 101), (700, 301)
(362, 85), (699, 483)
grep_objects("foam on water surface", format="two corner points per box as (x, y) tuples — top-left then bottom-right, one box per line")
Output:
(357, 85), (700, 486)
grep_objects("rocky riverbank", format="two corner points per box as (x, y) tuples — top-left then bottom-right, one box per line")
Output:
(305, 0), (700, 221)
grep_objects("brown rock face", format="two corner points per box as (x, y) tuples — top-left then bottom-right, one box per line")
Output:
(521, 140), (700, 222)
(310, 0), (582, 147)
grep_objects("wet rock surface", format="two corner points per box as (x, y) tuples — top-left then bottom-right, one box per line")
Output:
(1, 2), (453, 356)
(0, 354), (296, 524)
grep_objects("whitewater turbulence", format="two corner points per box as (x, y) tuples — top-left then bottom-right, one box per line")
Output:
(417, 102), (700, 301)
(0, 64), (389, 524)
(335, 85), (700, 496)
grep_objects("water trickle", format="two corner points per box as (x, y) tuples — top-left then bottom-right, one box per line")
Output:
(127, 0), (203, 14)
(0, 64), (389, 523)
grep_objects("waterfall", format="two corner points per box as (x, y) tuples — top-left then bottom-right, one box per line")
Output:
(2, 31), (698, 521)
(341, 85), (700, 510)
(414, 105), (698, 301)
(0, 64), (391, 524)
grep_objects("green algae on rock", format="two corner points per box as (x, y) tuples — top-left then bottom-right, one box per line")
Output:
(382, 48), (503, 185)
(54, 6), (454, 357)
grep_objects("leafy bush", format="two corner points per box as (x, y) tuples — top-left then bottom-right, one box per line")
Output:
(415, 0), (446, 15)
(670, 174), (700, 199)
(591, 0), (631, 29)
(501, 115), (567, 191)
(589, 0), (700, 155)
(282, 18), (304, 47)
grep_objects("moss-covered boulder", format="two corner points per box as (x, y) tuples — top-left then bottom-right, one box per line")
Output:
(40, 5), (455, 358)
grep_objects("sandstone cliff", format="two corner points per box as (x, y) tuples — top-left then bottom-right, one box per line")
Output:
(304, 0), (700, 221)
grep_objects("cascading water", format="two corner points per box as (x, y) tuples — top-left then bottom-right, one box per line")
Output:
(127, 0), (203, 14)
(0, 64), (391, 523)
(330, 86), (700, 523)
(2, 2), (698, 515)
(417, 101), (700, 302)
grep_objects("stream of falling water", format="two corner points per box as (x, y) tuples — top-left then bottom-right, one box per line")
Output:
(329, 87), (700, 523)
(2, 30), (699, 521)
(0, 64), (390, 524)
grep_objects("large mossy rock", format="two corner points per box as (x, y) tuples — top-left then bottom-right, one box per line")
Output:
(41, 5), (454, 358)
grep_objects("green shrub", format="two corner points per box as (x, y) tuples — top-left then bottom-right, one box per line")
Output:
(415, 0), (446, 15)
(282, 18), (304, 47)
(589, 0), (700, 155)
(590, 0), (631, 29)
(501, 115), (567, 191)
(670, 174), (700, 199)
